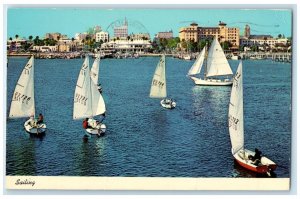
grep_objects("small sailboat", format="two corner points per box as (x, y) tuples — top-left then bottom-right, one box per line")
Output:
(73, 56), (106, 136)
(187, 37), (233, 86)
(228, 61), (277, 175)
(9, 56), (46, 135)
(150, 55), (176, 109)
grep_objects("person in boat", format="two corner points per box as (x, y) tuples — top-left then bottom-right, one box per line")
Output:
(253, 148), (262, 162)
(82, 118), (92, 129)
(248, 149), (262, 166)
(36, 113), (44, 125)
(26, 116), (36, 128)
(97, 83), (103, 93)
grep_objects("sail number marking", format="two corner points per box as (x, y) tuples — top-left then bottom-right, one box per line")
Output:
(228, 115), (239, 131)
(74, 93), (88, 106)
(152, 79), (164, 88)
(233, 72), (241, 88)
(12, 91), (31, 104)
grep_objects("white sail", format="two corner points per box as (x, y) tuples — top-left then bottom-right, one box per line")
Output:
(187, 46), (206, 76)
(9, 56), (35, 118)
(90, 55), (100, 85)
(73, 56), (93, 119)
(206, 37), (233, 77)
(150, 55), (167, 98)
(90, 81), (106, 116)
(228, 61), (244, 155)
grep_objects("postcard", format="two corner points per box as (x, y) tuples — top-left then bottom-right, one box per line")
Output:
(4, 5), (293, 191)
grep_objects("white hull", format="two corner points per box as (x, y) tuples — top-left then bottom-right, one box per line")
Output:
(160, 99), (176, 109)
(24, 123), (46, 134)
(86, 118), (106, 136)
(189, 76), (233, 86)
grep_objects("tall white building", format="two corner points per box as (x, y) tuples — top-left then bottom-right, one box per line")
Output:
(114, 18), (128, 38)
(96, 31), (109, 42)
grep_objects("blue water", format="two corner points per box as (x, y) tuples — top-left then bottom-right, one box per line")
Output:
(6, 57), (291, 177)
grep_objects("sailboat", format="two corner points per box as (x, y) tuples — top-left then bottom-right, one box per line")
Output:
(9, 56), (47, 135)
(150, 55), (176, 109)
(90, 54), (103, 93)
(73, 55), (106, 136)
(187, 37), (233, 86)
(228, 61), (277, 175)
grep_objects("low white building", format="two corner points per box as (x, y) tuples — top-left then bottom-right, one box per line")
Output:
(32, 45), (57, 52)
(101, 39), (152, 52)
(96, 31), (109, 42)
(240, 35), (289, 48)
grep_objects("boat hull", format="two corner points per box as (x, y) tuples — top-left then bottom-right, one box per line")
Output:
(160, 99), (176, 109)
(234, 149), (277, 174)
(85, 119), (106, 136)
(24, 123), (46, 135)
(190, 76), (233, 86)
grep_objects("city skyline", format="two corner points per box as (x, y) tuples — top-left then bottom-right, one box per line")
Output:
(7, 8), (292, 39)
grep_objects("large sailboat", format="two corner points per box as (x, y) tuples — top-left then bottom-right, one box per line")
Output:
(187, 37), (234, 86)
(73, 56), (106, 136)
(9, 56), (47, 135)
(228, 61), (277, 175)
(150, 55), (176, 109)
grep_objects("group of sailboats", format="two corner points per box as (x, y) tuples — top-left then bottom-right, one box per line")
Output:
(8, 54), (106, 137)
(8, 36), (277, 175)
(187, 36), (277, 175)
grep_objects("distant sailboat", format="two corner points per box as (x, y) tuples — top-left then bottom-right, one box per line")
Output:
(150, 55), (176, 109)
(188, 37), (233, 86)
(9, 56), (47, 135)
(228, 61), (277, 175)
(73, 55), (106, 136)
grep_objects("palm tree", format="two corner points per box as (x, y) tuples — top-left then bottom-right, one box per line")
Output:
(71, 37), (75, 52)
(15, 34), (19, 40)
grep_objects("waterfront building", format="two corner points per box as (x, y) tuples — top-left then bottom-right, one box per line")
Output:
(240, 35), (290, 52)
(130, 33), (151, 40)
(101, 39), (152, 53)
(179, 22), (199, 42)
(155, 30), (173, 39)
(32, 45), (57, 52)
(114, 17), (128, 38)
(179, 21), (240, 48)
(75, 32), (89, 41)
(7, 37), (27, 51)
(96, 31), (109, 43)
(45, 33), (62, 41)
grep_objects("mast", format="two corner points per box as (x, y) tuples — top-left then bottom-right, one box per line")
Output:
(204, 42), (208, 79)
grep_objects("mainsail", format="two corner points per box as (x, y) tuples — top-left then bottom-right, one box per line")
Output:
(9, 56), (35, 118)
(228, 61), (244, 155)
(150, 55), (167, 98)
(206, 37), (233, 77)
(73, 56), (93, 119)
(187, 46), (206, 76)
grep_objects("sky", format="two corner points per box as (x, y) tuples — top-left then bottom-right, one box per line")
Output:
(7, 8), (292, 40)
